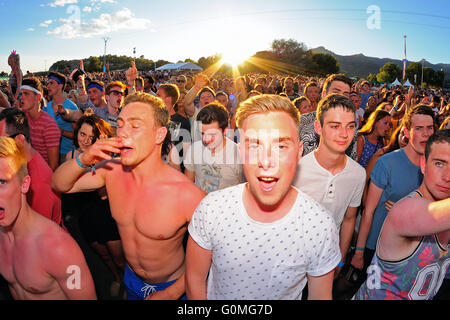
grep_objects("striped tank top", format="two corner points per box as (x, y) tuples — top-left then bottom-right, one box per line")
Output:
(353, 191), (450, 300)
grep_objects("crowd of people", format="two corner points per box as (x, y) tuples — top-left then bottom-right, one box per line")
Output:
(0, 50), (449, 300)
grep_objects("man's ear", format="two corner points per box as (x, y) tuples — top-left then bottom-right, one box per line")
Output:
(156, 126), (168, 144)
(21, 175), (31, 194)
(105, 94), (110, 103)
(403, 126), (410, 141)
(13, 134), (26, 146)
(314, 120), (322, 136)
(420, 155), (426, 175)
(298, 140), (303, 162)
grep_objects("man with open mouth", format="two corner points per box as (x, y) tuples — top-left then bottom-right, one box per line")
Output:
(52, 92), (205, 300)
(186, 94), (341, 300)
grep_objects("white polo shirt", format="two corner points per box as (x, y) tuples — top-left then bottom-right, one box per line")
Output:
(292, 151), (366, 230)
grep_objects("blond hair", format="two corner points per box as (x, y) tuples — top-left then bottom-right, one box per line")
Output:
(0, 137), (28, 181)
(235, 94), (300, 132)
(123, 92), (169, 128)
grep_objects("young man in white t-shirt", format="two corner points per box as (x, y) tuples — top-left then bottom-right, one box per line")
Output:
(184, 103), (244, 193)
(186, 94), (341, 300)
(293, 94), (366, 279)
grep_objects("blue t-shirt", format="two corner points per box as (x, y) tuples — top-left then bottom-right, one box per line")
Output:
(360, 92), (373, 109)
(44, 99), (78, 155)
(366, 148), (423, 250)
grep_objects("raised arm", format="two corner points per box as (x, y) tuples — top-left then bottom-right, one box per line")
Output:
(51, 137), (123, 193)
(184, 74), (209, 117)
(386, 197), (450, 238)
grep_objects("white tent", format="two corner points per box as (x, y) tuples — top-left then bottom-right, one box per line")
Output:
(154, 62), (203, 72)
(391, 78), (401, 86)
(403, 79), (414, 87)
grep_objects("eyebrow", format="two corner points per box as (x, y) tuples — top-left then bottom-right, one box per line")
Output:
(326, 121), (356, 125)
(244, 136), (294, 143)
(432, 158), (448, 163)
(117, 117), (144, 122)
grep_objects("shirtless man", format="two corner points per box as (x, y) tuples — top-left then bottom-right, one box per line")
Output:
(0, 137), (96, 300)
(52, 92), (205, 300)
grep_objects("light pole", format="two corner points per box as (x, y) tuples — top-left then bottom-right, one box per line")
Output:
(421, 59), (425, 88)
(402, 35), (407, 82)
(102, 37), (110, 73)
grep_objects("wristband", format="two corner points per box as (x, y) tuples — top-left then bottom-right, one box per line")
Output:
(338, 262), (345, 268)
(76, 154), (95, 173)
(351, 246), (365, 251)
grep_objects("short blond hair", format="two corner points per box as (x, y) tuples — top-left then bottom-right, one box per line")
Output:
(0, 137), (28, 181)
(235, 94), (300, 133)
(123, 92), (169, 128)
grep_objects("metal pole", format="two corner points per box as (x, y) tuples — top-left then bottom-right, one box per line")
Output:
(103, 37), (110, 72)
(421, 59), (424, 88)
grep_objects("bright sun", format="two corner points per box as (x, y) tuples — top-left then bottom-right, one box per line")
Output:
(220, 51), (248, 67)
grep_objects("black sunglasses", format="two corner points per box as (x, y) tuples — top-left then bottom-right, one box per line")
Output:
(110, 90), (125, 96)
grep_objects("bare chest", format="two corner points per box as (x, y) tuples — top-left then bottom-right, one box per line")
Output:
(106, 178), (189, 241)
(0, 235), (55, 296)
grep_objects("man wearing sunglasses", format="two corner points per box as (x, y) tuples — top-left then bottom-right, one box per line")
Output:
(57, 82), (126, 135)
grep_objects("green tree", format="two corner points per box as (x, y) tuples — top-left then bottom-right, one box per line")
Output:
(432, 69), (445, 88)
(376, 62), (402, 83)
(311, 52), (340, 75)
(367, 73), (377, 84)
(405, 62), (422, 84)
(86, 56), (102, 72)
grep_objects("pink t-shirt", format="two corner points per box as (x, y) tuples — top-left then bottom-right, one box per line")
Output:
(27, 151), (62, 227)
(26, 112), (60, 163)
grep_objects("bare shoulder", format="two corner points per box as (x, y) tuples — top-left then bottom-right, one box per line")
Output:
(32, 215), (82, 268)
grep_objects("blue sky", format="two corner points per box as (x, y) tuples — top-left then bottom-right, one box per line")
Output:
(1, 0), (450, 73)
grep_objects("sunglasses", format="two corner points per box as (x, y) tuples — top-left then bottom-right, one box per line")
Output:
(177, 79), (186, 83)
(110, 90), (125, 96)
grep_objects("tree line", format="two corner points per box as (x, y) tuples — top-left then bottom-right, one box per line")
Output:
(48, 38), (340, 77)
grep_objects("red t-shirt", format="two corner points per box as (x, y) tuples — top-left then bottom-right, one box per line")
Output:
(26, 112), (60, 163)
(27, 151), (62, 227)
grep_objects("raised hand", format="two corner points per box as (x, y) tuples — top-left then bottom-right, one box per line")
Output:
(78, 137), (123, 167)
(126, 61), (138, 83)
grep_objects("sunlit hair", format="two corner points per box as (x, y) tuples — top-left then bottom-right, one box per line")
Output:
(8, 52), (20, 67)
(73, 110), (113, 148)
(425, 129), (450, 161)
(376, 102), (393, 112)
(403, 104), (435, 130)
(316, 93), (355, 126)
(123, 92), (169, 128)
(293, 96), (311, 109)
(439, 116), (450, 130)
(123, 92), (171, 156)
(384, 124), (405, 154)
(197, 102), (229, 131)
(303, 81), (318, 96)
(235, 94), (300, 134)
(322, 74), (353, 94)
(21, 77), (43, 96)
(105, 81), (126, 95)
(0, 137), (28, 181)
(359, 109), (391, 136)
(159, 83), (180, 105)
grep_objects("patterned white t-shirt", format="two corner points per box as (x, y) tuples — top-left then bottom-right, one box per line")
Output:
(188, 183), (341, 300)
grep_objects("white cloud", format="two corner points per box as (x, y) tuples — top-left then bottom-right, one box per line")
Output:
(47, 0), (78, 7)
(27, 28), (35, 32)
(82, 6), (92, 12)
(47, 8), (151, 39)
(40, 20), (53, 27)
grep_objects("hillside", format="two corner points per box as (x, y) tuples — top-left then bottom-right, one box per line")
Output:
(311, 46), (450, 78)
